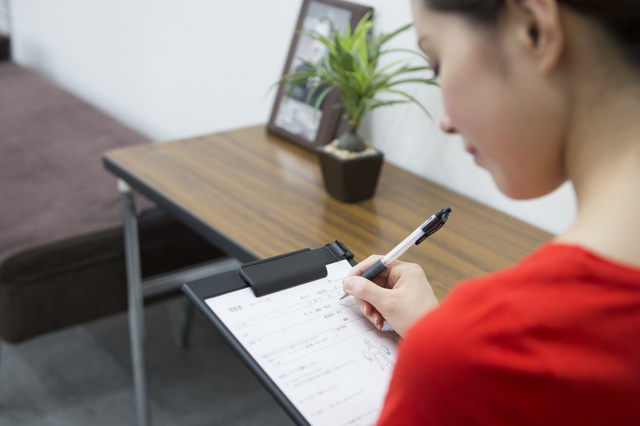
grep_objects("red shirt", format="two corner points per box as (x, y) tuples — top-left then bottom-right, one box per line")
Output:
(377, 244), (640, 425)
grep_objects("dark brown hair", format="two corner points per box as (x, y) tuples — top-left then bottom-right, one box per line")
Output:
(423, 0), (640, 66)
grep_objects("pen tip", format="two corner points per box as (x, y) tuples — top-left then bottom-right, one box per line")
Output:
(339, 293), (349, 300)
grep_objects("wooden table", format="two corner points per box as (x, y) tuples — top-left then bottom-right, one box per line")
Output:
(103, 124), (551, 426)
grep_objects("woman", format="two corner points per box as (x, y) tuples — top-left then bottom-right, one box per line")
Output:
(342, 0), (640, 424)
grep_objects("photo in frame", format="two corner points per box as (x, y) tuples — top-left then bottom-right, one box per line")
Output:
(267, 0), (373, 151)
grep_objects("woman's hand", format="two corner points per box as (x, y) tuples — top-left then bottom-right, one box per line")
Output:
(342, 255), (440, 336)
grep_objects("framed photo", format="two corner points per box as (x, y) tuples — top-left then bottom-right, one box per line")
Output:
(267, 0), (373, 151)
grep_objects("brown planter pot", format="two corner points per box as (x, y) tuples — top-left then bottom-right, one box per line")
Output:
(318, 147), (384, 203)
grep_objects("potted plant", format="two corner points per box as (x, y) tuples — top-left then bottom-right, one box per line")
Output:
(279, 12), (437, 202)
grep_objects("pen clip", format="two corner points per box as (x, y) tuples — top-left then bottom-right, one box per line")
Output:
(415, 207), (451, 245)
(415, 221), (444, 244)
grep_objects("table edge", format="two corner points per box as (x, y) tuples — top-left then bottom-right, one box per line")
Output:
(102, 153), (259, 263)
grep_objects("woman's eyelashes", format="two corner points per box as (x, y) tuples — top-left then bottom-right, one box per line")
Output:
(424, 55), (439, 79)
(417, 42), (438, 79)
(430, 63), (440, 79)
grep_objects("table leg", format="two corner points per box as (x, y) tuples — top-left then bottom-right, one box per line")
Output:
(118, 179), (150, 426)
(167, 298), (195, 349)
(0, 340), (3, 394)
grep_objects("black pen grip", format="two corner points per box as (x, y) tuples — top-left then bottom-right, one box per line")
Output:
(360, 259), (387, 281)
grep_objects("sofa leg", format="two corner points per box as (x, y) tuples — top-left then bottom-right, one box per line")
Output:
(119, 180), (150, 426)
(0, 340), (3, 397)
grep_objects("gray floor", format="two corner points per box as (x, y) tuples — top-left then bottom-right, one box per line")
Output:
(0, 299), (296, 426)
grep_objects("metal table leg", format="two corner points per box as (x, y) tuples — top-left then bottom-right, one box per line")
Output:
(168, 298), (195, 349)
(118, 179), (149, 426)
(116, 179), (243, 425)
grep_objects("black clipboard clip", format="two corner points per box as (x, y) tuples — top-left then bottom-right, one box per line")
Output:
(237, 240), (354, 297)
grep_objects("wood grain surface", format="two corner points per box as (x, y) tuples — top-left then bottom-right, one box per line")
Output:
(103, 125), (552, 300)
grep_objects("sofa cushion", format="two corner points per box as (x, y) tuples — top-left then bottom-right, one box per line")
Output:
(0, 62), (149, 267)
(0, 62), (226, 343)
(0, 214), (225, 343)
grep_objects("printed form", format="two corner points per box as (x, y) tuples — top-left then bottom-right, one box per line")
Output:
(206, 260), (399, 426)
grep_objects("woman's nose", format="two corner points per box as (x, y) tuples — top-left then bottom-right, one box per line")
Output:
(439, 110), (458, 134)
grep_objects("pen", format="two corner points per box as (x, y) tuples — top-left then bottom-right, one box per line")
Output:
(339, 207), (452, 300)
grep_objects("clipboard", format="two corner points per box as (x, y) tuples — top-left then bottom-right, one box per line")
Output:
(182, 241), (399, 426)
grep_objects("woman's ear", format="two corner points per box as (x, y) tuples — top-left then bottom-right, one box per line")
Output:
(504, 0), (565, 75)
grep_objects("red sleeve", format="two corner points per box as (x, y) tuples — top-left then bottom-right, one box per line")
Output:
(376, 280), (552, 426)
(376, 244), (640, 425)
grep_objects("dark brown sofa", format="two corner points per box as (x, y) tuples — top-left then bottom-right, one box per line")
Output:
(0, 62), (224, 343)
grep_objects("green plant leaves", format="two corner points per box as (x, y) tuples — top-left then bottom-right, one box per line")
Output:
(278, 12), (438, 140)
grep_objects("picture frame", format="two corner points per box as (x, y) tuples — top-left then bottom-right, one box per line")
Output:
(267, 0), (373, 151)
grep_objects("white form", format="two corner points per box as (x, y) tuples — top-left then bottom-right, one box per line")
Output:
(205, 259), (399, 426)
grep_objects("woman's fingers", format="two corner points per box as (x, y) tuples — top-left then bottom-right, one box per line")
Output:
(344, 258), (440, 333)
(346, 255), (384, 277)
(355, 297), (384, 330)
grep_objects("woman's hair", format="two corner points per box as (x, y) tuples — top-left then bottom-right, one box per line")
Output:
(422, 0), (640, 67)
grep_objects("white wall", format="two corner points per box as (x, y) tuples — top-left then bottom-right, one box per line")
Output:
(10, 0), (576, 235)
